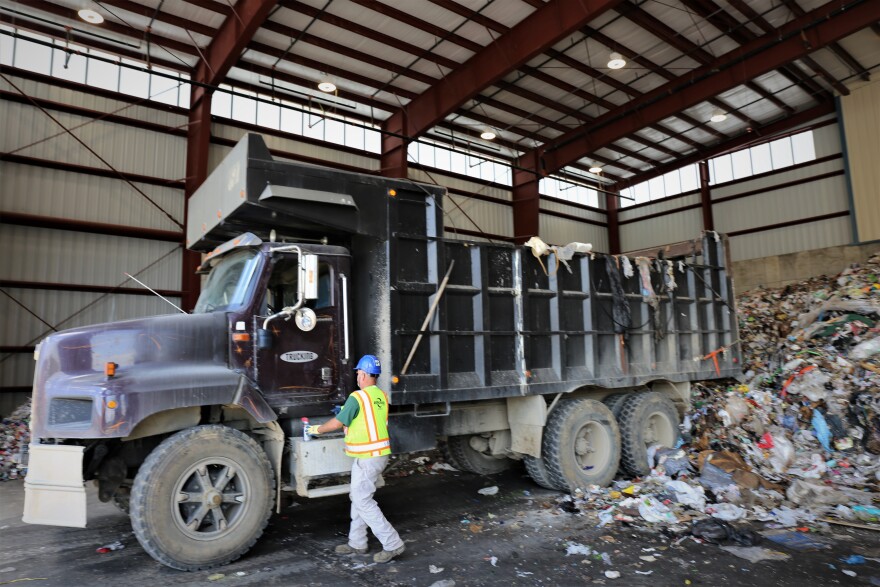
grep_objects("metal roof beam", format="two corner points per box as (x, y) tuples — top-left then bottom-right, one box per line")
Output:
(191, 0), (278, 104)
(581, 25), (730, 141)
(778, 0), (871, 82)
(686, 0), (846, 97)
(613, 102), (835, 190)
(383, 0), (624, 146)
(536, 0), (877, 174)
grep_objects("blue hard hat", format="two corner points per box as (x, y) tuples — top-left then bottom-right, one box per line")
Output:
(354, 354), (381, 375)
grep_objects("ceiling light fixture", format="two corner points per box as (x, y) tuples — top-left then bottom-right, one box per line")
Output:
(607, 52), (626, 70)
(317, 75), (336, 93)
(710, 110), (727, 123)
(480, 129), (496, 141)
(77, 7), (104, 24)
(589, 165), (603, 174)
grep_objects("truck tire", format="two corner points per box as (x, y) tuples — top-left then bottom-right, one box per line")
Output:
(129, 425), (274, 571)
(602, 393), (629, 418)
(618, 391), (680, 477)
(443, 434), (511, 475)
(543, 399), (620, 492)
(523, 455), (561, 491)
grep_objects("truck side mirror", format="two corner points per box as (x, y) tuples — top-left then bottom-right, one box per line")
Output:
(301, 254), (319, 300)
(256, 328), (273, 350)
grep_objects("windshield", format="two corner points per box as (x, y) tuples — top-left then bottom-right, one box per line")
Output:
(193, 249), (261, 313)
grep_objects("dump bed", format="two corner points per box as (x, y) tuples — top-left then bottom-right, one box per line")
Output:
(189, 134), (741, 406)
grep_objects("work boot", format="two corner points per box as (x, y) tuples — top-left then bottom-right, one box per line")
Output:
(373, 545), (405, 563)
(335, 543), (368, 555)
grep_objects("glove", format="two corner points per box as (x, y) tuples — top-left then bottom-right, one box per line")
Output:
(306, 425), (321, 436)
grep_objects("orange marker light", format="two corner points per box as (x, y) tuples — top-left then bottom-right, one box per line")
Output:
(104, 362), (117, 377)
(391, 375), (399, 384)
(232, 333), (251, 342)
(388, 189), (397, 197)
(106, 400), (118, 409)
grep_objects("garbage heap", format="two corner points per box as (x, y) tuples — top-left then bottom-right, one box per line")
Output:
(0, 399), (31, 481)
(559, 254), (880, 536)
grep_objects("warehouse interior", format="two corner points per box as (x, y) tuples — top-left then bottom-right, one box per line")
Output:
(1, 2), (879, 416)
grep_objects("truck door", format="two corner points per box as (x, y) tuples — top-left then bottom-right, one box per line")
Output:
(256, 255), (343, 406)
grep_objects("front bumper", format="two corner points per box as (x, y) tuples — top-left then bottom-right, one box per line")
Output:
(22, 443), (87, 528)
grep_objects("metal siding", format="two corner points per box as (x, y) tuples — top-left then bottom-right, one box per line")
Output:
(840, 80), (880, 242)
(714, 175), (849, 235)
(540, 198), (606, 224)
(620, 208), (703, 253)
(0, 101), (185, 180)
(2, 73), (188, 129)
(619, 193), (701, 222)
(539, 215), (608, 252)
(728, 217), (852, 262)
(2, 161), (183, 231)
(211, 123), (381, 173)
(0, 225), (181, 290)
(0, 287), (181, 365)
(442, 194), (512, 240)
(711, 158), (844, 199)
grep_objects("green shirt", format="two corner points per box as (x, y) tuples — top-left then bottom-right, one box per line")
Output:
(336, 394), (361, 426)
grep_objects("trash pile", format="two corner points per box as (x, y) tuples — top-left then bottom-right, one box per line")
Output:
(0, 399), (31, 481)
(556, 253), (880, 547)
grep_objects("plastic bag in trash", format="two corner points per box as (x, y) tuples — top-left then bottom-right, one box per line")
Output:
(850, 337), (880, 359)
(724, 396), (749, 425)
(708, 503), (746, 521)
(664, 480), (706, 512)
(690, 518), (760, 546)
(638, 496), (678, 524)
(768, 431), (794, 473)
(812, 410), (833, 452)
(699, 462), (736, 491)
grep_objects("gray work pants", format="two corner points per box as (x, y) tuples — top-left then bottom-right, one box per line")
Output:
(347, 455), (404, 551)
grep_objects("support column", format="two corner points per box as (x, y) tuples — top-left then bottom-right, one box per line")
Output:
(699, 160), (714, 231)
(380, 111), (408, 178)
(181, 92), (212, 311)
(605, 189), (620, 254)
(512, 151), (542, 242)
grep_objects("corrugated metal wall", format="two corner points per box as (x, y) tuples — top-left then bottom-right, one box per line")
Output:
(619, 194), (702, 252)
(840, 80), (880, 242)
(616, 116), (850, 262)
(0, 71), (186, 411)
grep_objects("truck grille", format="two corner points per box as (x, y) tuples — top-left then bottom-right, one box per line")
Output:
(48, 398), (93, 427)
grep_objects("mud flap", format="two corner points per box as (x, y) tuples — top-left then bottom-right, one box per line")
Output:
(22, 444), (87, 527)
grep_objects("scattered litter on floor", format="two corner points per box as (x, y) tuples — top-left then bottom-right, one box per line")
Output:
(720, 546), (791, 563)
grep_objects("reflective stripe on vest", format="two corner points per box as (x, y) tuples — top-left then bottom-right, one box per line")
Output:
(344, 386), (390, 457)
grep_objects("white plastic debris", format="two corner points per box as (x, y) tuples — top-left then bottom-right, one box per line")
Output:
(429, 564), (444, 574)
(477, 486), (499, 496)
(605, 570), (621, 579)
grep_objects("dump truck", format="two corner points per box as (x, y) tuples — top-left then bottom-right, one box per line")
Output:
(23, 134), (741, 570)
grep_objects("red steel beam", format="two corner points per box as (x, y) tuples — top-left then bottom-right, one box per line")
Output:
(539, 0), (877, 175)
(612, 102), (835, 190)
(380, 0), (625, 177)
(184, 0), (277, 310)
(191, 0), (278, 105)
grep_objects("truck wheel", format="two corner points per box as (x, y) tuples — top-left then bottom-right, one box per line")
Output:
(602, 393), (629, 418)
(443, 434), (511, 475)
(523, 455), (561, 491)
(543, 399), (620, 491)
(130, 425), (274, 571)
(618, 391), (680, 477)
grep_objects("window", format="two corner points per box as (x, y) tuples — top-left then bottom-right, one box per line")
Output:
(86, 50), (119, 91)
(770, 137), (794, 169)
(257, 99), (281, 130)
(212, 86), (232, 118)
(324, 117), (345, 145)
(731, 149), (752, 179)
(14, 32), (51, 74)
(52, 45), (87, 83)
(280, 105), (302, 135)
(750, 143), (772, 174)
(711, 154), (733, 184)
(231, 89), (257, 124)
(0, 26), (13, 66)
(119, 59), (149, 99)
(792, 131), (816, 164)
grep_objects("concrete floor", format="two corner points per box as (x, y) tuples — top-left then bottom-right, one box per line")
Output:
(0, 463), (877, 586)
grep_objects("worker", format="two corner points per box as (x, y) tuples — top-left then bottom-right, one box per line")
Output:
(306, 354), (406, 564)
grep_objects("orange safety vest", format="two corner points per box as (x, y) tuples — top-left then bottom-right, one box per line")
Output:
(344, 385), (391, 458)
